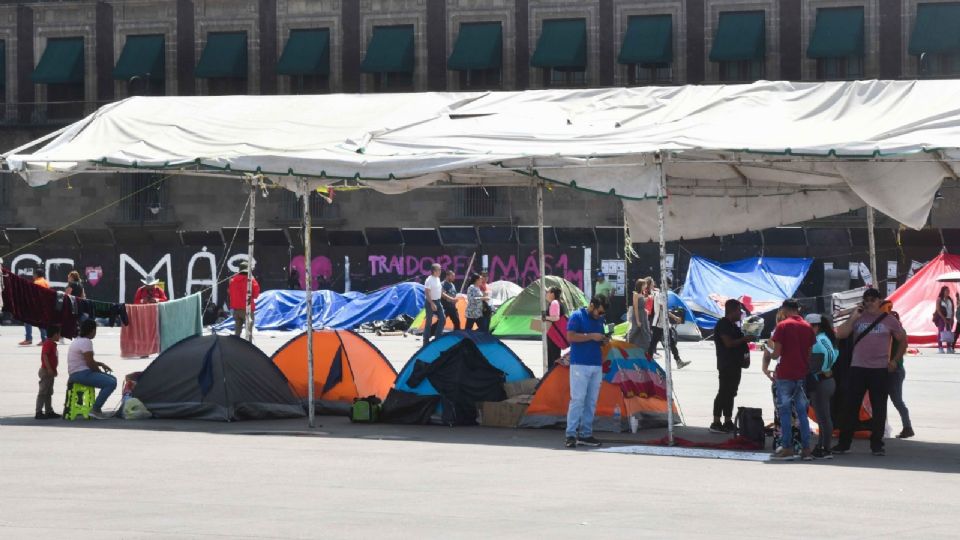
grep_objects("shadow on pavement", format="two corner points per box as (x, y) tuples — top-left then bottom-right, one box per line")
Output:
(3, 414), (958, 473)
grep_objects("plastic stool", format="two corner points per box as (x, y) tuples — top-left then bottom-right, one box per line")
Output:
(64, 383), (95, 420)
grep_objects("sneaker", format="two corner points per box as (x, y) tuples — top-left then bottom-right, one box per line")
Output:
(896, 427), (915, 439)
(709, 421), (727, 434)
(18, 340), (32, 346)
(564, 436), (577, 448)
(44, 412), (61, 420)
(722, 420), (736, 433)
(89, 410), (111, 420)
(34, 412), (47, 420)
(771, 448), (796, 461)
(676, 360), (692, 370)
(800, 449), (814, 461)
(811, 447), (834, 460)
(577, 436), (602, 447)
(830, 445), (851, 455)
(872, 448), (885, 457)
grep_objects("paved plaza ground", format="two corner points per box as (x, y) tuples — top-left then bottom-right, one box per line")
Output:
(1, 326), (958, 538)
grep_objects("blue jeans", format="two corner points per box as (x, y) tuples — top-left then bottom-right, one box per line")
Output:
(69, 370), (117, 412)
(775, 379), (811, 451)
(25, 325), (47, 342)
(423, 300), (445, 345)
(888, 364), (912, 431)
(566, 364), (603, 438)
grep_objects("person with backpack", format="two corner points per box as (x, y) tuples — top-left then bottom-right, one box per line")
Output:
(834, 288), (907, 456)
(804, 313), (840, 459)
(542, 286), (568, 368)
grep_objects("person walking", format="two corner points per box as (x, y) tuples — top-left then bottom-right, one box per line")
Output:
(423, 264), (445, 344)
(933, 286), (954, 353)
(478, 272), (493, 331)
(805, 313), (840, 459)
(464, 273), (488, 331)
(646, 283), (690, 369)
(19, 268), (50, 346)
(711, 299), (754, 433)
(35, 325), (62, 420)
(228, 262), (261, 338)
(834, 288), (907, 456)
(627, 278), (652, 351)
(887, 310), (915, 439)
(564, 295), (610, 448)
(66, 319), (116, 419)
(441, 270), (461, 331)
(543, 286), (569, 367)
(763, 299), (816, 461)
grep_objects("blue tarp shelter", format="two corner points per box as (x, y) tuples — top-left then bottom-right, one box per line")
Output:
(680, 256), (812, 330)
(215, 283), (424, 331)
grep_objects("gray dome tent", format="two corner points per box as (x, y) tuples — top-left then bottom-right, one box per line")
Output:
(131, 334), (305, 421)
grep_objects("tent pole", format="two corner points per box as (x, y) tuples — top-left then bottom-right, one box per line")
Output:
(866, 206), (878, 287)
(303, 180), (315, 428)
(245, 177), (256, 343)
(538, 180), (548, 374)
(655, 152), (675, 446)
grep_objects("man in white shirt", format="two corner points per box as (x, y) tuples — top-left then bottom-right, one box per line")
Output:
(423, 264), (445, 345)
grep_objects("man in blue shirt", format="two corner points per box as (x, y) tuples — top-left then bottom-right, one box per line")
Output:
(565, 295), (610, 448)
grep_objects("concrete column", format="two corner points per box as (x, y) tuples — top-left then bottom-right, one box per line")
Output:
(598, 0), (614, 86)
(341, 0), (360, 92)
(685, 0), (704, 83)
(16, 4), (34, 123)
(96, 1), (114, 103)
(177, 0), (195, 96)
(259, 0), (277, 95)
(780, 0), (801, 81)
(426, 0), (446, 91)
(515, 0), (529, 90)
(879, 0), (902, 79)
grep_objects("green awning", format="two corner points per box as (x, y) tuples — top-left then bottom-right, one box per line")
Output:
(618, 14), (672, 65)
(807, 7), (863, 59)
(531, 19), (586, 69)
(448, 22), (502, 71)
(113, 34), (165, 80)
(277, 29), (330, 76)
(360, 26), (414, 73)
(909, 2), (960, 55)
(32, 37), (84, 84)
(709, 11), (765, 62)
(195, 32), (247, 78)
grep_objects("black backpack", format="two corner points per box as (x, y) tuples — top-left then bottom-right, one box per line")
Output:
(735, 407), (765, 449)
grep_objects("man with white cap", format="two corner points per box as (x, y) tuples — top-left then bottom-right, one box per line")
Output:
(133, 275), (168, 304)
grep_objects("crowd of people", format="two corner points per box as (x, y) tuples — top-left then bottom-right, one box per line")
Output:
(421, 263), (494, 344)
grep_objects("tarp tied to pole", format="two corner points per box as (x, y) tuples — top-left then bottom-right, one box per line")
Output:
(4, 80), (959, 239)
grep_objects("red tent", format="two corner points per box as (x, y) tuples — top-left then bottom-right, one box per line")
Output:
(887, 253), (960, 346)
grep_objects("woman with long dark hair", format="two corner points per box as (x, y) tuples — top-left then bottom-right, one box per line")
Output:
(934, 286), (955, 353)
(543, 286), (568, 367)
(805, 313), (839, 459)
(627, 278), (652, 351)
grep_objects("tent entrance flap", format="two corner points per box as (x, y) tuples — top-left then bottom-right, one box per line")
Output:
(806, 7), (864, 59)
(361, 26), (414, 73)
(618, 15), (672, 65)
(195, 32), (247, 78)
(448, 22), (502, 71)
(908, 2), (960, 55)
(32, 37), (84, 84)
(113, 34), (165, 80)
(709, 11), (765, 62)
(531, 19), (587, 69)
(277, 29), (331, 76)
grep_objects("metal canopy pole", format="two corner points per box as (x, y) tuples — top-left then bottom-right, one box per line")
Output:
(655, 152), (675, 446)
(245, 177), (257, 342)
(866, 206), (878, 287)
(303, 180), (316, 428)
(538, 181), (548, 374)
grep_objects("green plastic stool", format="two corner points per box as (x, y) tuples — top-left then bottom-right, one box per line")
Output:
(64, 383), (95, 420)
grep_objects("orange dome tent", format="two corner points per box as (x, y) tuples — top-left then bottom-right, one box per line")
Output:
(271, 330), (397, 415)
(519, 341), (679, 432)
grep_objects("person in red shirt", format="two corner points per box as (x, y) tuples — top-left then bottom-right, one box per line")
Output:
(36, 325), (62, 419)
(228, 262), (261, 337)
(20, 268), (51, 346)
(133, 275), (169, 304)
(763, 298), (816, 461)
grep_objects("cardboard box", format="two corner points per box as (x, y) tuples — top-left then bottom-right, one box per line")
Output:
(479, 401), (529, 428)
(504, 378), (539, 398)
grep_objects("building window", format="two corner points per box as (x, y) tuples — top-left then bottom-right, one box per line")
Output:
(627, 63), (672, 85)
(919, 53), (960, 78)
(119, 175), (169, 224)
(280, 190), (339, 221)
(545, 68), (586, 88)
(459, 68), (502, 90)
(455, 187), (500, 218)
(46, 83), (86, 121)
(718, 60), (764, 82)
(816, 56), (863, 80)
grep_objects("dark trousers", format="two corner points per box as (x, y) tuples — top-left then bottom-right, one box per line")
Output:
(713, 365), (742, 419)
(647, 326), (682, 364)
(838, 367), (889, 451)
(36, 368), (55, 414)
(465, 317), (489, 332)
(442, 302), (460, 331)
(547, 339), (562, 367)
(423, 300), (445, 345)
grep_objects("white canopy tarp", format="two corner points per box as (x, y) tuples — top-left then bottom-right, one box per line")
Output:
(5, 80), (958, 239)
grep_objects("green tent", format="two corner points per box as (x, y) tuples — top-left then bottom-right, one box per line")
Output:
(490, 276), (587, 338)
